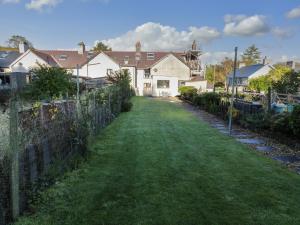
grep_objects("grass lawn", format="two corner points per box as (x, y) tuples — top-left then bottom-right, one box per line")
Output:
(15, 97), (300, 225)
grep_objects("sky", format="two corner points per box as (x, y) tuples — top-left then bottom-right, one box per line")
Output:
(0, 0), (300, 64)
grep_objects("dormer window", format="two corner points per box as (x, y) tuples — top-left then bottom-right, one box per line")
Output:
(58, 55), (68, 61)
(147, 52), (155, 60)
(87, 52), (94, 58)
(0, 52), (8, 59)
(124, 56), (129, 64)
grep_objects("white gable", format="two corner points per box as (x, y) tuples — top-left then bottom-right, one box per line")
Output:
(150, 54), (190, 80)
(78, 52), (120, 78)
(10, 50), (49, 72)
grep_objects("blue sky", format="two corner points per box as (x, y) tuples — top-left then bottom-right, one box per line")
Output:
(0, 0), (299, 63)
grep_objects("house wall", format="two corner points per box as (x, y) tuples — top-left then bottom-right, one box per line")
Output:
(77, 53), (120, 78)
(136, 69), (145, 96)
(152, 75), (179, 97)
(10, 51), (48, 72)
(151, 54), (190, 80)
(248, 65), (272, 79)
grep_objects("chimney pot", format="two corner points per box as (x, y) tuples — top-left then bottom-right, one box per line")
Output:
(78, 42), (85, 55)
(19, 41), (29, 54)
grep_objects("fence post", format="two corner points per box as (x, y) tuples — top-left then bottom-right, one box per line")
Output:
(267, 87), (272, 112)
(9, 73), (20, 219)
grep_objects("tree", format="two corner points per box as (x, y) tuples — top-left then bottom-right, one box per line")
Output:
(272, 70), (300, 94)
(249, 75), (271, 92)
(205, 58), (234, 87)
(23, 64), (75, 100)
(241, 45), (261, 66)
(7, 35), (33, 48)
(92, 42), (111, 52)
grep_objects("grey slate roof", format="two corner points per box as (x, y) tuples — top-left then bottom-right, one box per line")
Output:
(0, 51), (21, 68)
(228, 64), (265, 78)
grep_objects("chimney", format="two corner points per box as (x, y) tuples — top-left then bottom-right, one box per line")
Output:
(135, 41), (141, 53)
(19, 41), (29, 54)
(78, 41), (86, 55)
(239, 62), (246, 68)
(262, 56), (267, 65)
(192, 40), (197, 51)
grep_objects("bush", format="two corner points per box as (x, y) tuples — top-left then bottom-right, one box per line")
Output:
(179, 86), (197, 101)
(239, 112), (270, 130)
(289, 105), (300, 138)
(270, 113), (292, 134)
(201, 92), (221, 109)
(22, 64), (76, 100)
(121, 101), (133, 112)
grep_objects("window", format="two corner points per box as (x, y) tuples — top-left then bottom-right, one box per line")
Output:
(144, 69), (151, 78)
(144, 83), (151, 88)
(157, 80), (170, 89)
(58, 55), (68, 61)
(147, 52), (155, 60)
(107, 69), (113, 76)
(178, 81), (185, 87)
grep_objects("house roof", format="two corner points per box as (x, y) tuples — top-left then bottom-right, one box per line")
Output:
(34, 50), (97, 69)
(103, 51), (187, 69)
(0, 50), (21, 68)
(188, 76), (206, 82)
(228, 64), (268, 78)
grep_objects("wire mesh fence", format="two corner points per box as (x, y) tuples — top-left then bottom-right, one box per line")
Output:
(0, 72), (130, 225)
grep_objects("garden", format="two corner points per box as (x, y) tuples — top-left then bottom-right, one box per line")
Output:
(0, 66), (133, 225)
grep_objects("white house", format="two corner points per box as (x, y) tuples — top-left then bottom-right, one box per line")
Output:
(79, 41), (202, 96)
(10, 41), (205, 97)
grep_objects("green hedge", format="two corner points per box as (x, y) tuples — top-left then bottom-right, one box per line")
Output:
(179, 86), (197, 101)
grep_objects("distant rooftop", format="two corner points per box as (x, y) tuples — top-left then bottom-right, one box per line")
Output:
(228, 64), (268, 78)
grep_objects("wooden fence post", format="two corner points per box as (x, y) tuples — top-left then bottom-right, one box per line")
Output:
(9, 73), (20, 219)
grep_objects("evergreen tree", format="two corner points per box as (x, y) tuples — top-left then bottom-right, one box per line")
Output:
(241, 45), (261, 66)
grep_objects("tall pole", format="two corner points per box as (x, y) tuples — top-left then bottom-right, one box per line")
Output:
(228, 47), (238, 135)
(213, 65), (216, 92)
(76, 64), (80, 104)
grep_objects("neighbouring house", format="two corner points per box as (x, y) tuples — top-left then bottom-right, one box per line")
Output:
(227, 63), (274, 92)
(10, 41), (206, 96)
(10, 42), (96, 75)
(0, 46), (23, 73)
(285, 61), (300, 72)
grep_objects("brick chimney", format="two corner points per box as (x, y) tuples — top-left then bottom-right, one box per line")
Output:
(19, 41), (29, 54)
(78, 41), (86, 55)
(135, 41), (141, 53)
(192, 40), (197, 51)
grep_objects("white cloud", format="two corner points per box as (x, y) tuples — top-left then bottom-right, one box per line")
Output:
(98, 22), (221, 51)
(224, 14), (270, 36)
(286, 6), (300, 19)
(272, 27), (294, 39)
(26, 0), (62, 11)
(0, 0), (20, 3)
(200, 51), (235, 65)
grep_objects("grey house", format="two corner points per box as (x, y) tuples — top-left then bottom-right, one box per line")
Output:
(227, 64), (273, 91)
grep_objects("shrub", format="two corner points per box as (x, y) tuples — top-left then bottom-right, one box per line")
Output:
(270, 113), (292, 134)
(22, 64), (76, 100)
(121, 101), (133, 112)
(201, 92), (221, 109)
(289, 105), (300, 138)
(192, 95), (204, 107)
(179, 86), (197, 101)
(239, 112), (270, 130)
